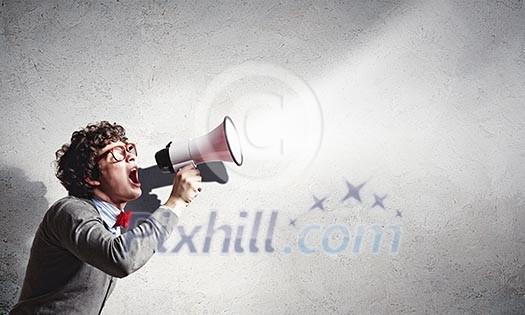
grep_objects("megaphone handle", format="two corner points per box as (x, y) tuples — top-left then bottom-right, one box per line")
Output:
(172, 160), (196, 172)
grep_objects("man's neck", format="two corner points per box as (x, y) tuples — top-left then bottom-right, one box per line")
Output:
(92, 190), (127, 211)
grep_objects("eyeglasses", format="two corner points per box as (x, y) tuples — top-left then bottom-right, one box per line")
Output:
(95, 142), (138, 163)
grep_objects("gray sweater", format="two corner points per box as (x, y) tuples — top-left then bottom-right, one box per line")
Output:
(10, 196), (180, 314)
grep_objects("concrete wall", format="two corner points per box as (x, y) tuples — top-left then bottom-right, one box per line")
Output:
(1, 0), (524, 313)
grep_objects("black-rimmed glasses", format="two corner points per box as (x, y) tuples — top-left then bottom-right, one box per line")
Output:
(95, 142), (137, 163)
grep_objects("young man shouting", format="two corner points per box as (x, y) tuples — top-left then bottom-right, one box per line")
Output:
(11, 121), (201, 314)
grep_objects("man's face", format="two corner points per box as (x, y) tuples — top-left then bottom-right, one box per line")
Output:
(93, 140), (142, 205)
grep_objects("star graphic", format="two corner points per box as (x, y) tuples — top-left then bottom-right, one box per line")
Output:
(289, 218), (297, 227)
(342, 181), (366, 203)
(371, 194), (387, 209)
(395, 209), (402, 218)
(310, 196), (327, 211)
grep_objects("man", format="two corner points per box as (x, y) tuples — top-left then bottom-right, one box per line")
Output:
(10, 121), (202, 314)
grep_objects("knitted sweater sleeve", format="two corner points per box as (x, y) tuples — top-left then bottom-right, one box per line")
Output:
(47, 197), (180, 278)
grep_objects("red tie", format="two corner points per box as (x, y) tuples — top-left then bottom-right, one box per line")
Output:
(113, 211), (133, 229)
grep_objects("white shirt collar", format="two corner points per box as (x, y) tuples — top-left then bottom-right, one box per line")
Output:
(91, 198), (122, 236)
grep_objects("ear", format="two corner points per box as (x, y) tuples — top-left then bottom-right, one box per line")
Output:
(85, 177), (101, 187)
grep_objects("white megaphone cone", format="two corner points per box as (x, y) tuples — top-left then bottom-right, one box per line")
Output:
(155, 116), (243, 173)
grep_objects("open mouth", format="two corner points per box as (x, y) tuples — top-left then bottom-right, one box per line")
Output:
(129, 168), (140, 186)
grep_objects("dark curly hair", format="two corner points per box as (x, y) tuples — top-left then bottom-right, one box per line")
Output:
(55, 121), (128, 199)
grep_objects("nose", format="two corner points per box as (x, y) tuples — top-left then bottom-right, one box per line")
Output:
(126, 152), (137, 162)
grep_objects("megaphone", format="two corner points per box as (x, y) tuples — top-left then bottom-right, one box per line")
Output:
(155, 116), (243, 173)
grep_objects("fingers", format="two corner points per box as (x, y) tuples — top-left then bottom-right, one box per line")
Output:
(184, 185), (202, 203)
(177, 172), (201, 184)
(182, 162), (197, 170)
(178, 162), (198, 171)
(176, 164), (200, 176)
(191, 180), (203, 193)
(185, 174), (203, 193)
(175, 165), (200, 183)
(172, 162), (203, 205)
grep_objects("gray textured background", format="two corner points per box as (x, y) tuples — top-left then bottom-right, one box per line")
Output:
(1, 0), (525, 314)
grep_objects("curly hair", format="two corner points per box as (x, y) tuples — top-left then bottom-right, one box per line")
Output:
(55, 121), (128, 199)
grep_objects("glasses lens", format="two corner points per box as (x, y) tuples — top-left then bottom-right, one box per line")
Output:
(127, 143), (137, 156)
(111, 146), (126, 161)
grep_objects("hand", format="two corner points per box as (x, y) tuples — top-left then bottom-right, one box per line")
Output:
(164, 163), (202, 208)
